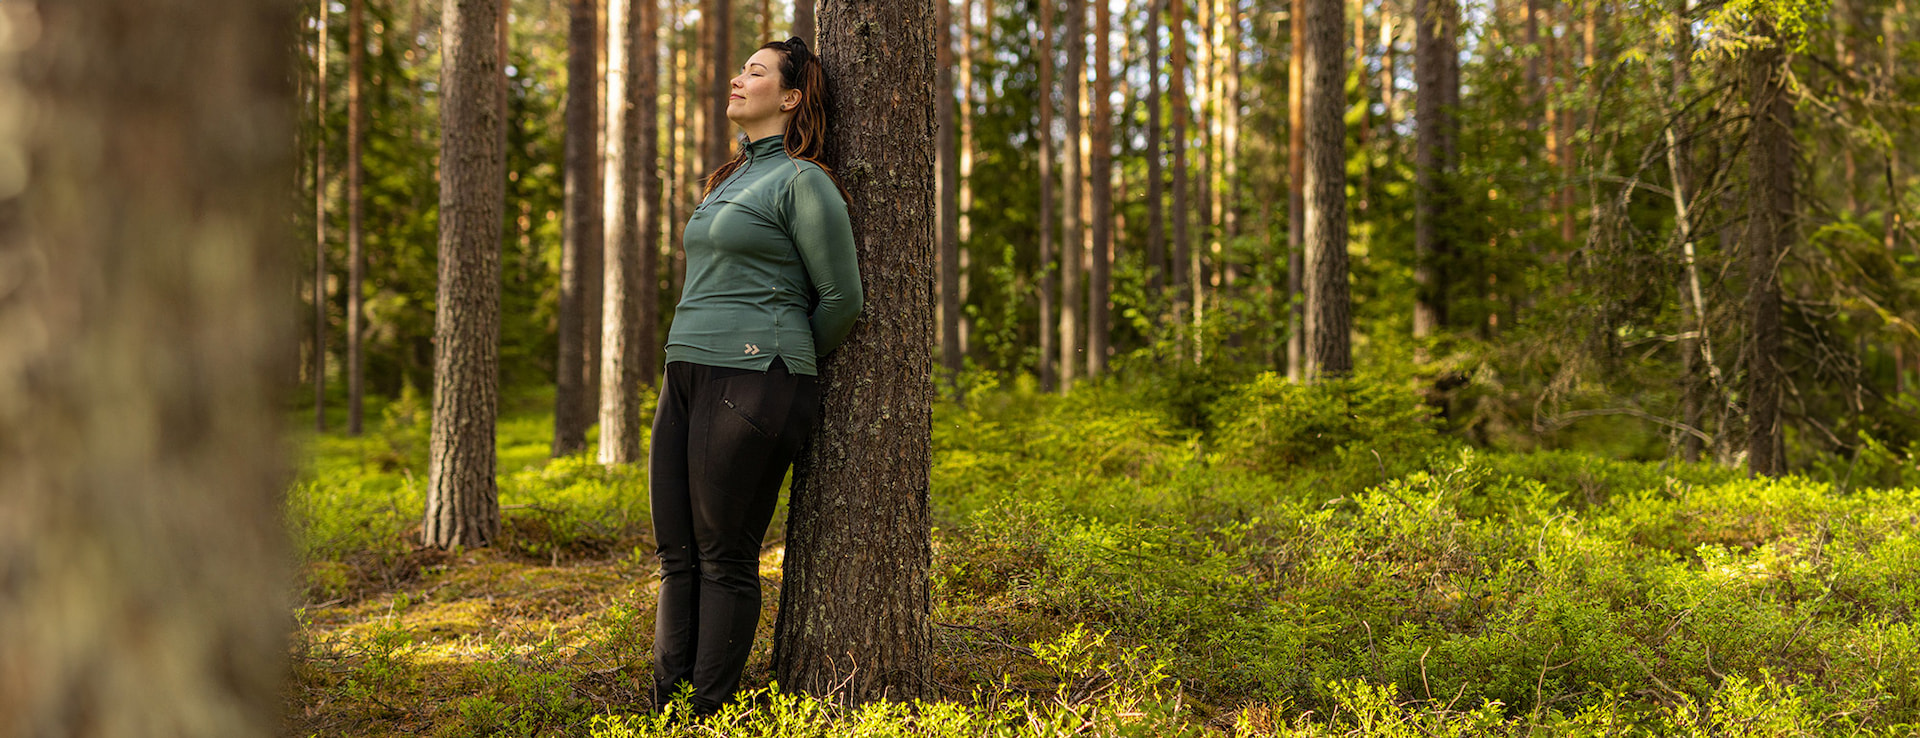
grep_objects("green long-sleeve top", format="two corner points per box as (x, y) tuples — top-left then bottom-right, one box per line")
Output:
(665, 134), (863, 376)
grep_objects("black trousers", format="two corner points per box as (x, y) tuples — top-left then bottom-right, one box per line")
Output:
(648, 357), (817, 713)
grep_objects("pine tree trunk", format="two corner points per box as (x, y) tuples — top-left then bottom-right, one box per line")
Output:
(316, 0), (331, 432)
(1670, 0), (1703, 462)
(1038, 0), (1058, 391)
(1888, 2), (1909, 395)
(1169, 0), (1192, 322)
(705, 0), (732, 169)
(425, 0), (506, 549)
(0, 0), (294, 731)
(1304, 0), (1350, 378)
(348, 0), (368, 435)
(1746, 21), (1791, 477)
(555, 0), (602, 457)
(1287, 0), (1305, 380)
(771, 0), (936, 701)
(669, 26), (689, 297)
(1088, 0), (1113, 377)
(600, 0), (661, 465)
(1412, 0), (1448, 340)
(1059, 0), (1083, 391)
(957, 0), (974, 357)
(938, 0), (963, 379)
(796, 0), (816, 43)
(1145, 0), (1165, 295)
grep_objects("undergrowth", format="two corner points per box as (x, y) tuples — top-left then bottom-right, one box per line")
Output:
(287, 371), (1920, 737)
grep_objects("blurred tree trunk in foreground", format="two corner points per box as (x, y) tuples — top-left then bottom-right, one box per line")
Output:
(0, 0), (295, 733)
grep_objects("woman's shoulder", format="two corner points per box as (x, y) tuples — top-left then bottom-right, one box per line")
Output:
(779, 158), (846, 205)
(779, 156), (830, 183)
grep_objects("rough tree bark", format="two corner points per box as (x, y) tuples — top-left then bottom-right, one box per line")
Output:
(0, 0), (294, 732)
(424, 0), (506, 549)
(1038, 0), (1058, 391)
(1303, 0), (1350, 378)
(771, 0), (936, 701)
(555, 0), (602, 457)
(1088, 0), (1113, 377)
(1746, 20), (1792, 477)
(348, 0), (368, 435)
(600, 0), (662, 465)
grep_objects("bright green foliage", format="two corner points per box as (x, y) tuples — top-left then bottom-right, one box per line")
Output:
(291, 377), (1920, 736)
(1210, 373), (1455, 481)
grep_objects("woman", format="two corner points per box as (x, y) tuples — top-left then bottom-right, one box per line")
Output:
(647, 37), (861, 716)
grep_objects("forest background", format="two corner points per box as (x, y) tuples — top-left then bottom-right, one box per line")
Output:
(303, 0), (1919, 472)
(274, 0), (1920, 731)
(5, 0), (1920, 734)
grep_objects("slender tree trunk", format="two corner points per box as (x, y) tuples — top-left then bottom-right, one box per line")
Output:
(669, 20), (689, 296)
(1304, 0), (1350, 378)
(1226, 0), (1241, 261)
(1088, 0), (1113, 376)
(771, 0), (935, 701)
(1669, 0), (1704, 462)
(600, 0), (661, 464)
(1038, 0), (1058, 390)
(1380, 11), (1396, 129)
(1524, 0), (1540, 119)
(795, 0), (816, 43)
(1888, 2), (1909, 394)
(316, 0), (331, 432)
(555, 0), (603, 456)
(1557, 3), (1574, 243)
(938, 0), (962, 379)
(1412, 0), (1449, 341)
(348, 0), (367, 435)
(0, 0), (294, 732)
(958, 0), (974, 356)
(1145, 0), (1166, 296)
(1169, 0), (1192, 323)
(705, 0), (732, 169)
(425, 0), (506, 549)
(1058, 0), (1083, 391)
(1745, 21), (1791, 477)
(1287, 0), (1305, 379)
(579, 20), (606, 442)
(1353, 3), (1369, 216)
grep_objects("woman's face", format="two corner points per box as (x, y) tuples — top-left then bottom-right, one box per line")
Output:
(727, 48), (796, 130)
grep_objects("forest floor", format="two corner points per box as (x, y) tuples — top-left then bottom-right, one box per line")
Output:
(286, 376), (1920, 737)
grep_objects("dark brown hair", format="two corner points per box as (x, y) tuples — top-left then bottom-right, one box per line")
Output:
(699, 38), (846, 200)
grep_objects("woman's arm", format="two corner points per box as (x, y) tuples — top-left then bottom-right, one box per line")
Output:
(789, 167), (863, 355)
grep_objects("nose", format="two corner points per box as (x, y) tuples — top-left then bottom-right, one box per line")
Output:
(730, 74), (744, 89)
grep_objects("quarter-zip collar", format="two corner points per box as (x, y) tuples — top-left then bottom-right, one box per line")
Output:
(744, 134), (786, 162)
